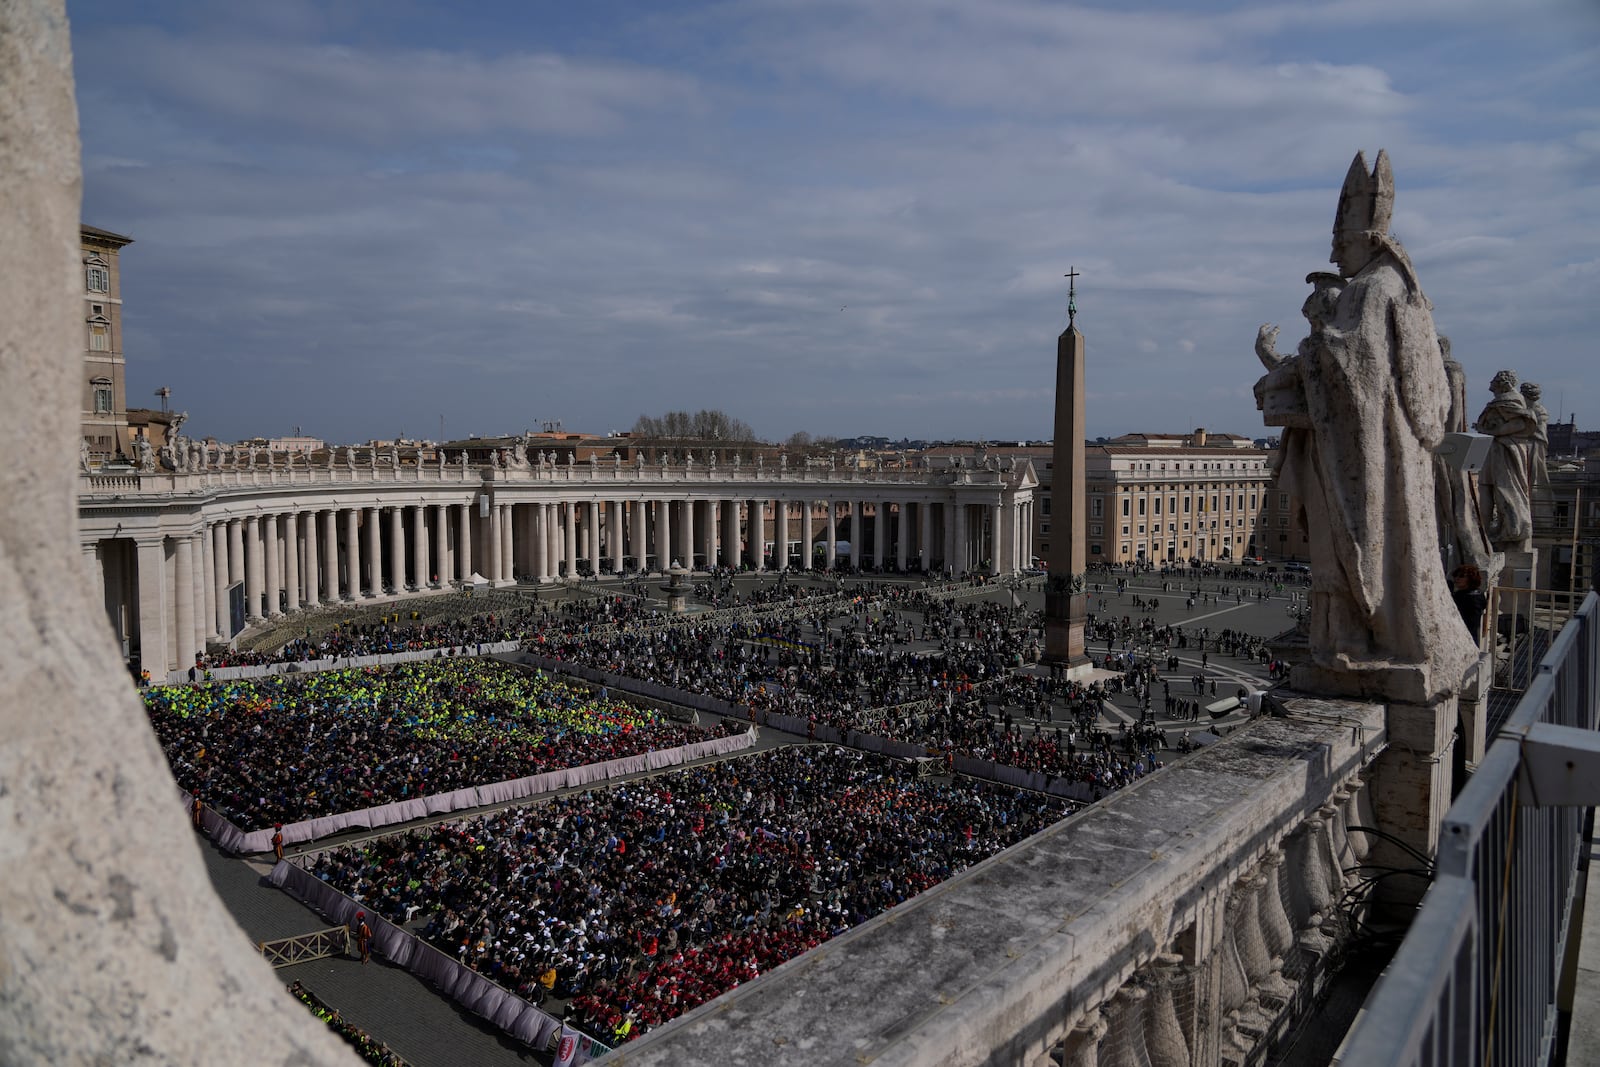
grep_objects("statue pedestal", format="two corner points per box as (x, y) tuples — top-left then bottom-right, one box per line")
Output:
(1501, 547), (1538, 589)
(1284, 657), (1465, 913)
(1370, 694), (1458, 911)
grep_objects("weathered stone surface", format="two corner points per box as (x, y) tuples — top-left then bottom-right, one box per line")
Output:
(1255, 151), (1477, 705)
(0, 3), (359, 1062)
(1474, 369), (1535, 552)
(613, 707), (1383, 1067)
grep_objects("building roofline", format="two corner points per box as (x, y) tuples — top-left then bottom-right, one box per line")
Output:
(81, 224), (134, 247)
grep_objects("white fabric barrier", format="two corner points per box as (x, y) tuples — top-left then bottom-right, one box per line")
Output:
(184, 727), (757, 854)
(268, 859), (562, 1052)
(165, 640), (521, 685)
(951, 755), (1096, 803)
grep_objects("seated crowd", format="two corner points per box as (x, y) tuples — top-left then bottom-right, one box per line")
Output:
(303, 747), (1068, 1042)
(146, 659), (734, 830)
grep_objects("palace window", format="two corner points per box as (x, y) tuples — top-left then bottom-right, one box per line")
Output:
(88, 323), (109, 351)
(85, 265), (109, 293)
(91, 377), (112, 414)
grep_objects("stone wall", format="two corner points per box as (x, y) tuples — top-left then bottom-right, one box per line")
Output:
(0, 3), (360, 1061)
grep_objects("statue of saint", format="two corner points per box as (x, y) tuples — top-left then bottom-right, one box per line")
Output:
(1431, 337), (1494, 579)
(1253, 150), (1475, 701)
(1520, 380), (1550, 494)
(79, 437), (92, 474)
(1474, 370), (1534, 551)
(133, 436), (155, 472)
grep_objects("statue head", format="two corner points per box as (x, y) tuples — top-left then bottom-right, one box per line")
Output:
(1331, 150), (1393, 278)
(1520, 381), (1541, 403)
(1491, 369), (1518, 395)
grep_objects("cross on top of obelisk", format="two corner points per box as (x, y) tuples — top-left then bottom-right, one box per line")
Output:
(1064, 266), (1079, 326)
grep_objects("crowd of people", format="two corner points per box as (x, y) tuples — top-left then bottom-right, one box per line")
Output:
(146, 659), (734, 829)
(301, 747), (1068, 1041)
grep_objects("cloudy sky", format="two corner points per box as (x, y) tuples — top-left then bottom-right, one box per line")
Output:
(71, 0), (1599, 446)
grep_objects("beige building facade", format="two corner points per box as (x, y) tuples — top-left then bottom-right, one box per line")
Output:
(80, 224), (133, 459)
(1083, 430), (1286, 565)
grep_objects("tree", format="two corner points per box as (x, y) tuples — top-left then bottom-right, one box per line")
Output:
(631, 410), (756, 443)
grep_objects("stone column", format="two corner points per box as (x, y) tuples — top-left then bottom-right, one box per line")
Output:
(411, 505), (427, 590)
(197, 529), (215, 642)
(748, 500), (763, 571)
(135, 537), (169, 675)
(191, 533), (209, 655)
(502, 503), (516, 582)
(824, 501), (837, 570)
(486, 503), (502, 583)
(772, 499), (786, 571)
(991, 502), (1004, 576)
(385, 507), (403, 593)
(656, 500), (672, 571)
(626, 501), (642, 571)
(342, 509), (358, 599)
(535, 503), (551, 581)
(801, 500), (813, 570)
(918, 502), (932, 572)
(611, 501), (625, 574)
(682, 497), (696, 570)
(726, 500), (743, 569)
(896, 501), (909, 572)
(562, 501), (577, 577)
(303, 511), (320, 607)
(282, 512), (300, 612)
(851, 499), (864, 572)
(587, 501), (600, 576)
(432, 503), (448, 586)
(173, 534), (196, 669)
(262, 513), (281, 618)
(873, 501), (886, 570)
(363, 507), (382, 596)
(456, 503), (473, 582)
(325, 510), (342, 600)
(940, 502), (953, 575)
(243, 516), (263, 620)
(213, 522), (230, 637)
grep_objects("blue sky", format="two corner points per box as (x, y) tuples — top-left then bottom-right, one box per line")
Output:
(70, 0), (1600, 445)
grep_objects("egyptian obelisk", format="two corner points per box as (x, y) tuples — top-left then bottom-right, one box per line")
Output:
(1044, 270), (1089, 669)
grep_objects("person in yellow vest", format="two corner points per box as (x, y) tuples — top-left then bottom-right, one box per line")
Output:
(537, 964), (557, 1004)
(613, 1013), (634, 1043)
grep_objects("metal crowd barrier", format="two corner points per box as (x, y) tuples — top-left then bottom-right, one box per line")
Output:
(1338, 591), (1600, 1067)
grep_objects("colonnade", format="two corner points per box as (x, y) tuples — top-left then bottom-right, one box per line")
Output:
(81, 480), (1037, 675)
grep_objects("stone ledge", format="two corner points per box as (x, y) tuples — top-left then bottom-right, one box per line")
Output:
(611, 703), (1384, 1067)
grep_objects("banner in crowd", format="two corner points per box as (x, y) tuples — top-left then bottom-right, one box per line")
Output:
(552, 1022), (610, 1066)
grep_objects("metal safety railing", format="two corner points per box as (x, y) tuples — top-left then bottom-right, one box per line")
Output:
(1338, 590), (1600, 1067)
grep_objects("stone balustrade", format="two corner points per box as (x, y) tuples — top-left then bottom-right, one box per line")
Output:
(613, 697), (1385, 1067)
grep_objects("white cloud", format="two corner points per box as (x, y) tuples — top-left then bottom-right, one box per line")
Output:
(69, 0), (1600, 444)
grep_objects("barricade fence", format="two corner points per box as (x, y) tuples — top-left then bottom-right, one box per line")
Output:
(1338, 590), (1600, 1067)
(270, 860), (569, 1053)
(166, 640), (521, 685)
(183, 728), (756, 854)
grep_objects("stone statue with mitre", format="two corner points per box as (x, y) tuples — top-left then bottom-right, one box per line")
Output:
(1253, 150), (1476, 703)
